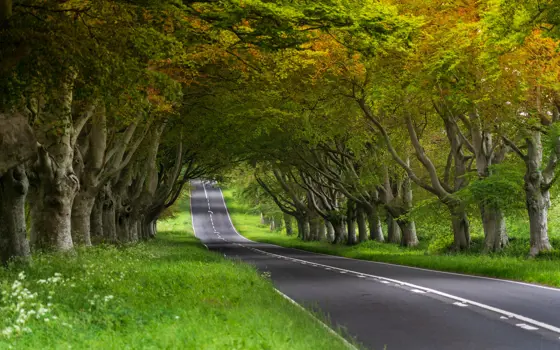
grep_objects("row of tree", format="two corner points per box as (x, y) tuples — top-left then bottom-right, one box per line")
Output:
(0, 0), (410, 263)
(221, 0), (560, 256)
(1, 0), (559, 264)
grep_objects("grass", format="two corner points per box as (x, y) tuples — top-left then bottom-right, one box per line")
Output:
(222, 188), (560, 288)
(0, 197), (350, 349)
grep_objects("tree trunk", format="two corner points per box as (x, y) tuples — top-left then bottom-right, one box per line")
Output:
(269, 218), (276, 231)
(448, 202), (470, 250)
(325, 220), (335, 242)
(90, 196), (103, 243)
(308, 217), (319, 241)
(366, 204), (384, 242)
(525, 183), (552, 256)
(524, 131), (553, 256)
(144, 219), (156, 239)
(102, 187), (117, 243)
(357, 205), (368, 243)
(116, 202), (132, 243)
(284, 213), (294, 235)
(469, 112), (509, 253)
(317, 220), (326, 241)
(29, 168), (77, 251)
(129, 216), (139, 243)
(346, 201), (357, 245)
(480, 203), (508, 253)
(71, 192), (96, 246)
(29, 71), (78, 252)
(331, 218), (346, 244)
(0, 165), (31, 264)
(260, 212), (266, 225)
(387, 213), (401, 244)
(296, 215), (310, 241)
(398, 219), (418, 247)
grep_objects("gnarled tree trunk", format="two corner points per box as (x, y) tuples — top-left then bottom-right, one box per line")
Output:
(481, 203), (507, 253)
(366, 204), (384, 242)
(101, 185), (117, 243)
(524, 131), (553, 256)
(71, 192), (96, 246)
(447, 201), (470, 250)
(0, 165), (31, 264)
(284, 213), (293, 235)
(90, 195), (104, 244)
(296, 215), (310, 241)
(387, 213), (401, 244)
(357, 205), (368, 243)
(29, 72), (78, 252)
(325, 220), (335, 242)
(346, 201), (357, 245)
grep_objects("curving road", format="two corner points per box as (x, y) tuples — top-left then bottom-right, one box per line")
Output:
(190, 180), (560, 350)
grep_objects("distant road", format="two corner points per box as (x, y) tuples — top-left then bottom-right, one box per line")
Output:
(190, 180), (560, 350)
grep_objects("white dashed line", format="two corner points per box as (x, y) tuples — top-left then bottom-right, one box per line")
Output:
(453, 302), (468, 307)
(411, 289), (426, 294)
(516, 323), (539, 331)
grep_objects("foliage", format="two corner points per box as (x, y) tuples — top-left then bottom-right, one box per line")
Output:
(224, 188), (560, 287)
(0, 203), (349, 349)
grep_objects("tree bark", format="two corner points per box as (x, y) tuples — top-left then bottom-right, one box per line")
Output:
(480, 203), (508, 253)
(71, 192), (96, 246)
(447, 202), (470, 250)
(331, 218), (346, 244)
(346, 200), (357, 245)
(399, 168), (418, 247)
(29, 156), (78, 252)
(357, 205), (368, 243)
(284, 213), (294, 235)
(29, 71), (78, 252)
(0, 165), (31, 264)
(387, 213), (401, 244)
(296, 215), (310, 241)
(468, 114), (508, 252)
(398, 220), (418, 247)
(325, 220), (335, 242)
(101, 185), (117, 243)
(90, 195), (104, 243)
(366, 204), (384, 242)
(524, 131), (553, 256)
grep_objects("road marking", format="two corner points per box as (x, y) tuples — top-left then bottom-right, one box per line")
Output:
(211, 185), (560, 336)
(516, 324), (539, 331)
(274, 290), (358, 350)
(380, 281), (390, 284)
(411, 289), (426, 294)
(453, 302), (468, 307)
(501, 316), (508, 319)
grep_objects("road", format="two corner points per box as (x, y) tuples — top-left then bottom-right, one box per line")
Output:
(190, 180), (560, 350)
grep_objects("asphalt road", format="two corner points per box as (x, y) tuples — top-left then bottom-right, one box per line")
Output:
(190, 180), (560, 350)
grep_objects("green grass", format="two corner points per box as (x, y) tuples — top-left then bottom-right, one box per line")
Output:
(0, 197), (350, 349)
(222, 189), (560, 288)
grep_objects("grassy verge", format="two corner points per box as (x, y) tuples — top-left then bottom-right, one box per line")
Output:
(0, 197), (349, 349)
(223, 189), (560, 288)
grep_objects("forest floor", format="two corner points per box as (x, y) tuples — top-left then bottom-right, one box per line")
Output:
(0, 199), (348, 349)
(222, 189), (560, 289)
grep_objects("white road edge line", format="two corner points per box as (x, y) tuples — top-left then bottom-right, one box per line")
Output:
(274, 289), (358, 350)
(215, 187), (560, 336)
